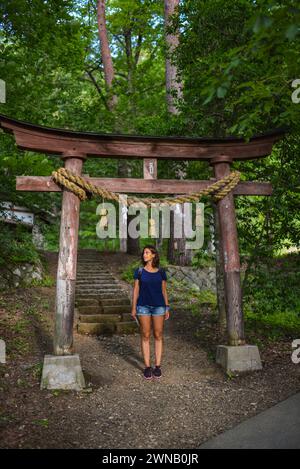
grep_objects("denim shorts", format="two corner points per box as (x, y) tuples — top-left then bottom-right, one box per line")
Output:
(136, 305), (166, 316)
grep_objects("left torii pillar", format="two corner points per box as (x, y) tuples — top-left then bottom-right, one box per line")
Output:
(41, 152), (86, 391)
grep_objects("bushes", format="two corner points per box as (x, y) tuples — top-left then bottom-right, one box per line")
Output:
(243, 253), (300, 337)
(0, 221), (46, 288)
(0, 222), (40, 266)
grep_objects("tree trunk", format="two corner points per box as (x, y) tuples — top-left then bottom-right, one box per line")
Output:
(165, 1), (189, 265)
(117, 159), (140, 255)
(164, 0), (183, 114)
(167, 161), (193, 266)
(97, 0), (118, 110)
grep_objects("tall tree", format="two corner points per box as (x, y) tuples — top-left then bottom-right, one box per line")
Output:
(164, 0), (191, 265)
(97, 0), (118, 110)
(164, 0), (182, 114)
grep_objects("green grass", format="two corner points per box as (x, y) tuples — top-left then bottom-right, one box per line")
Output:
(33, 418), (49, 428)
(29, 275), (55, 287)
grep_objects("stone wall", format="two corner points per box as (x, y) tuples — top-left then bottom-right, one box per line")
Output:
(166, 265), (216, 292)
(0, 261), (44, 289)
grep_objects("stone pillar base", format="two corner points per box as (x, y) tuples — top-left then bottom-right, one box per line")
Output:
(216, 345), (263, 373)
(40, 354), (86, 391)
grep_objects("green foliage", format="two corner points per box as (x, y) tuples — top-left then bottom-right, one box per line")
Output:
(33, 418), (49, 428)
(197, 289), (217, 307)
(0, 222), (40, 283)
(191, 251), (215, 268)
(177, 0), (300, 137)
(243, 253), (300, 337)
(0, 0), (299, 334)
(29, 275), (55, 288)
(31, 363), (43, 380)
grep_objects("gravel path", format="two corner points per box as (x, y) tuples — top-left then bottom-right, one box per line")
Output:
(1, 299), (300, 449)
(1, 251), (300, 449)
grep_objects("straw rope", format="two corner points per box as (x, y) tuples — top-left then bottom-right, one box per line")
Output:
(51, 167), (241, 206)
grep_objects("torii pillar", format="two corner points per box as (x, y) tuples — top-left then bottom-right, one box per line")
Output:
(47, 152), (87, 390)
(211, 156), (245, 346)
(54, 152), (86, 356)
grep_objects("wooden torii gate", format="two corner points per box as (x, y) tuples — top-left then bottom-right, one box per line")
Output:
(0, 114), (285, 387)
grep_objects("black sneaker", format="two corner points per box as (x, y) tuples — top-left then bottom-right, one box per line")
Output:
(143, 366), (153, 380)
(152, 366), (162, 379)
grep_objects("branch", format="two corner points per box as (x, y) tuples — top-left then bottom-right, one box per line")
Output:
(134, 34), (143, 66)
(85, 69), (110, 111)
(113, 34), (126, 49)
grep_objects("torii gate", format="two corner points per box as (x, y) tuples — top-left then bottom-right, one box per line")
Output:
(0, 114), (285, 388)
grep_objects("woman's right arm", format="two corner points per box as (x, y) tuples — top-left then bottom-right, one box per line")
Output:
(131, 279), (140, 317)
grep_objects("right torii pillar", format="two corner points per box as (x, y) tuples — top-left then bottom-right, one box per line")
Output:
(211, 155), (261, 373)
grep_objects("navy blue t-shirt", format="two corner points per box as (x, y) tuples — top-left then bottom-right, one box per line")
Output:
(134, 267), (167, 307)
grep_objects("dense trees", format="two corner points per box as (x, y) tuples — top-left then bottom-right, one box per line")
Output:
(0, 0), (299, 263)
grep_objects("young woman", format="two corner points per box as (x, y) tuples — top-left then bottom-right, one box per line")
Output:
(131, 245), (170, 380)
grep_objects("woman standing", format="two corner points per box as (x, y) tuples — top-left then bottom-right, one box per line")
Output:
(131, 245), (170, 380)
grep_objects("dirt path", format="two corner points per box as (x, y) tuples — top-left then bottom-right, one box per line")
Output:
(0, 251), (300, 448)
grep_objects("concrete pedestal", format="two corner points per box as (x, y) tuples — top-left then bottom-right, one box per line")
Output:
(216, 345), (262, 373)
(40, 354), (86, 391)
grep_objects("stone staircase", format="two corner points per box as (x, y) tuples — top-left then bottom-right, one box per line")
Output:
(75, 249), (138, 335)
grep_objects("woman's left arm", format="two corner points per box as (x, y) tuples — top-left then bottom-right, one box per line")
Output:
(162, 280), (170, 319)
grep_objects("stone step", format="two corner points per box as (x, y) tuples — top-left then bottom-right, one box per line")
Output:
(76, 290), (122, 296)
(77, 320), (138, 335)
(77, 257), (105, 260)
(77, 305), (103, 314)
(77, 263), (108, 266)
(76, 285), (117, 290)
(76, 281), (118, 286)
(78, 322), (116, 335)
(99, 298), (131, 306)
(76, 285), (119, 291)
(76, 274), (116, 278)
(77, 260), (105, 263)
(98, 293), (129, 300)
(75, 295), (100, 302)
(76, 278), (116, 283)
(77, 261), (107, 263)
(76, 278), (119, 286)
(76, 285), (120, 294)
(77, 274), (111, 278)
(77, 269), (112, 277)
(77, 266), (107, 269)
(76, 292), (124, 299)
(75, 298), (131, 314)
(77, 257), (104, 260)
(77, 267), (110, 269)
(78, 313), (121, 323)
(121, 313), (133, 322)
(76, 292), (119, 299)
(102, 305), (131, 315)
(75, 298), (99, 306)
(115, 321), (139, 334)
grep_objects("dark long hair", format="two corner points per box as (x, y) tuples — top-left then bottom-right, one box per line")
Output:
(141, 244), (160, 268)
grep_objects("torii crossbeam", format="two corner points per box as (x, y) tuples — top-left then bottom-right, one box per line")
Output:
(0, 114), (285, 384)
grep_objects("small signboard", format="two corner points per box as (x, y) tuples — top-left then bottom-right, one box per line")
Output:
(0, 202), (34, 226)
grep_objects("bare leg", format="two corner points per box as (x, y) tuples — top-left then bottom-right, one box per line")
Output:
(152, 315), (165, 366)
(139, 315), (152, 367)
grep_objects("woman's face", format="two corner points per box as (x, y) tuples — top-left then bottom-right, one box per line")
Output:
(143, 248), (155, 263)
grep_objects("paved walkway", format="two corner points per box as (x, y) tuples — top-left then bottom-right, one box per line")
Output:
(200, 392), (300, 449)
